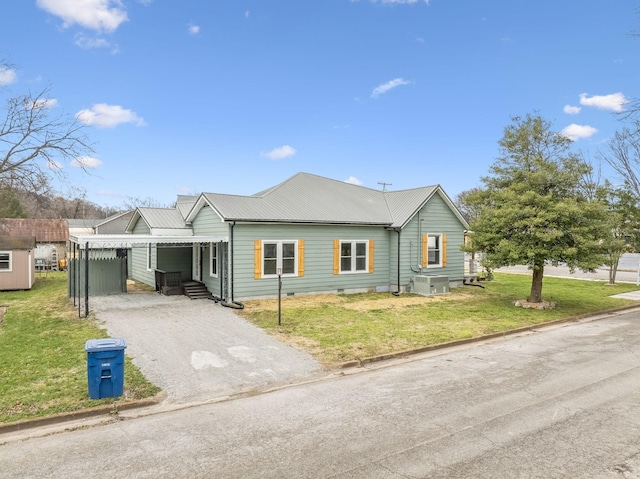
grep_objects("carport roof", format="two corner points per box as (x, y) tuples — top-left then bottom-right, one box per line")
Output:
(69, 234), (228, 249)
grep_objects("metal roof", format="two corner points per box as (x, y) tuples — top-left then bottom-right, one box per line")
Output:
(69, 234), (228, 249)
(176, 195), (199, 219)
(0, 218), (68, 242)
(191, 172), (467, 228)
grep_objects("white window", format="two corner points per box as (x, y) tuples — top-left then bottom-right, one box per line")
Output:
(146, 244), (152, 271)
(340, 240), (368, 273)
(209, 243), (218, 278)
(0, 251), (11, 272)
(428, 234), (442, 267)
(262, 240), (297, 277)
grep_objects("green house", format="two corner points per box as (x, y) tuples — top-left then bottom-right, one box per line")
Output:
(124, 172), (469, 302)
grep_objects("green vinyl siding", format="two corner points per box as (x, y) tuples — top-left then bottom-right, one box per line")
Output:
(395, 191), (465, 287)
(191, 206), (228, 237)
(129, 220), (155, 287)
(230, 223), (390, 299)
(192, 206), (229, 298)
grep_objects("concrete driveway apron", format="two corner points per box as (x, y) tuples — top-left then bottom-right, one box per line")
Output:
(89, 293), (321, 405)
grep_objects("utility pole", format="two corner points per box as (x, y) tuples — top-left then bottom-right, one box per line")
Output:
(378, 182), (392, 192)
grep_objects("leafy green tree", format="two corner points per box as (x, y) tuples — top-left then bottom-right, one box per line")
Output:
(468, 113), (608, 303)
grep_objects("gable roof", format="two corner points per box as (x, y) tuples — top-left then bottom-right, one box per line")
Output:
(186, 172), (468, 229)
(126, 207), (193, 235)
(0, 219), (68, 243)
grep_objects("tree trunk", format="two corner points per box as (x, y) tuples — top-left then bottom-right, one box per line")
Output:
(529, 265), (544, 303)
(609, 262), (618, 285)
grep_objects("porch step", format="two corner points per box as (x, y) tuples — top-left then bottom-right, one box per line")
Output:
(183, 281), (213, 300)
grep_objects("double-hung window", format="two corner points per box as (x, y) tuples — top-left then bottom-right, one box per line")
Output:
(428, 234), (441, 266)
(262, 240), (297, 277)
(339, 240), (369, 273)
(0, 252), (11, 272)
(209, 242), (218, 277)
(422, 233), (446, 268)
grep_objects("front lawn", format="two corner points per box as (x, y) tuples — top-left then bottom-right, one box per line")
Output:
(0, 272), (160, 424)
(240, 274), (640, 366)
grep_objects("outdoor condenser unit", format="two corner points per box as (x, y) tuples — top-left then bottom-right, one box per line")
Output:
(412, 275), (450, 296)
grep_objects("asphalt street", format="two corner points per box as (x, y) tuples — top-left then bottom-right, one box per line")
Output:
(2, 308), (640, 478)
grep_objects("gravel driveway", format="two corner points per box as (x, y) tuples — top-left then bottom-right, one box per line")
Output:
(89, 293), (322, 405)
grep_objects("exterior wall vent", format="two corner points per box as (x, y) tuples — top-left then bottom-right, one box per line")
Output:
(412, 275), (450, 296)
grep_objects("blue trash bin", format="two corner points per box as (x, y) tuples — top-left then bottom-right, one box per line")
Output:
(85, 338), (127, 400)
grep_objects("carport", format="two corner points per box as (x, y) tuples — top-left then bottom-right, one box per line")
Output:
(68, 234), (226, 318)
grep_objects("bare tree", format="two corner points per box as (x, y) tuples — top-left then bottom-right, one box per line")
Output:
(598, 127), (640, 199)
(0, 61), (93, 196)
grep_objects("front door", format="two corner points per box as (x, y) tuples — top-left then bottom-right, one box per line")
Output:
(192, 244), (202, 282)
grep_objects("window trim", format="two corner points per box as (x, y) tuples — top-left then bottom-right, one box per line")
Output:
(0, 251), (12, 272)
(338, 240), (369, 274)
(209, 242), (218, 278)
(424, 233), (446, 268)
(261, 240), (298, 278)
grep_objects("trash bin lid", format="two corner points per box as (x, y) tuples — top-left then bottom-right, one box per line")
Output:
(85, 338), (127, 352)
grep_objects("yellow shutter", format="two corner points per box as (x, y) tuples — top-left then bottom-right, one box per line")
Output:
(442, 234), (447, 267)
(333, 239), (340, 275)
(369, 239), (374, 273)
(422, 234), (428, 268)
(254, 240), (262, 279)
(298, 240), (305, 277)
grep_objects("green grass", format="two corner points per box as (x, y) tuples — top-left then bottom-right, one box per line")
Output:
(240, 273), (640, 365)
(0, 272), (160, 424)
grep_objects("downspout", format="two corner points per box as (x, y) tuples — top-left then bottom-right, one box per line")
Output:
(392, 228), (401, 296)
(220, 221), (244, 309)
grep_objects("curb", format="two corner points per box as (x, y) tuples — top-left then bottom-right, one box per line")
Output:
(0, 392), (166, 435)
(334, 303), (640, 369)
(3, 303), (640, 435)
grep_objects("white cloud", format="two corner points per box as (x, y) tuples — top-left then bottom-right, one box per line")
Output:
(561, 124), (598, 141)
(32, 98), (58, 109)
(261, 145), (297, 160)
(76, 103), (146, 128)
(345, 176), (363, 186)
(579, 92), (628, 112)
(74, 34), (111, 50)
(563, 105), (581, 115)
(188, 24), (200, 35)
(71, 156), (103, 168)
(0, 67), (16, 86)
(371, 78), (411, 98)
(36, 0), (128, 33)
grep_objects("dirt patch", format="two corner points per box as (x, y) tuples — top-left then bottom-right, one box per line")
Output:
(244, 294), (347, 312)
(0, 305), (7, 324)
(513, 299), (556, 310)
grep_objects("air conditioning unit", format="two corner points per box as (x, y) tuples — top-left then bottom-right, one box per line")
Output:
(412, 275), (450, 296)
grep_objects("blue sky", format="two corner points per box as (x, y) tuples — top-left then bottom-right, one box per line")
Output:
(1, 0), (638, 209)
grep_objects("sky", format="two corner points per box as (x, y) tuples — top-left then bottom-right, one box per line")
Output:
(1, 0), (639, 210)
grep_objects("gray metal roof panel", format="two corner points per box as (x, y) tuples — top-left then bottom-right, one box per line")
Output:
(138, 208), (189, 229)
(204, 173), (393, 224)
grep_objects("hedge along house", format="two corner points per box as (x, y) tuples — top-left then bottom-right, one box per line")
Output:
(125, 173), (469, 303)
